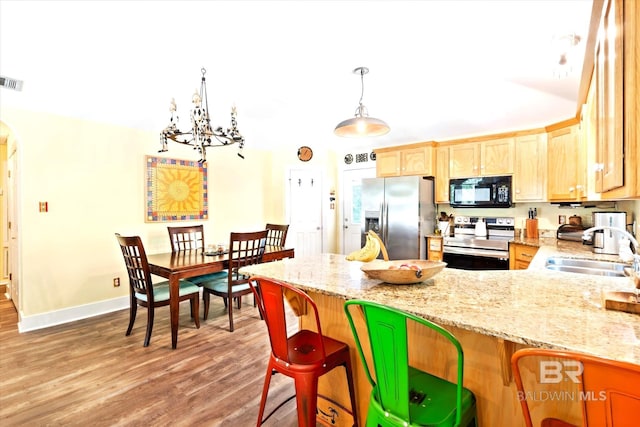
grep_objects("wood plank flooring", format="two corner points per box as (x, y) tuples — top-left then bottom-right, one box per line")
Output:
(0, 294), (311, 426)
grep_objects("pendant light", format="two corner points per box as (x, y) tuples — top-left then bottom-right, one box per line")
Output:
(334, 67), (390, 137)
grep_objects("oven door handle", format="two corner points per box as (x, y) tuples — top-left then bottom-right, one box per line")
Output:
(443, 246), (509, 260)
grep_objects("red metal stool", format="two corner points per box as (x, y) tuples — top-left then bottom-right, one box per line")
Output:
(250, 276), (358, 427)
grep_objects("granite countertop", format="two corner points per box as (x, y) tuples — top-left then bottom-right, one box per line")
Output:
(240, 241), (639, 364)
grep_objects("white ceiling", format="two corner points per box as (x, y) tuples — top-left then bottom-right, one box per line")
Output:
(0, 0), (594, 153)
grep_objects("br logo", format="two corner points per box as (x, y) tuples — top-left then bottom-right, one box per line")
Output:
(540, 361), (584, 383)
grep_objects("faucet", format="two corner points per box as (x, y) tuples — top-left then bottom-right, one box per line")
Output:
(582, 226), (640, 272)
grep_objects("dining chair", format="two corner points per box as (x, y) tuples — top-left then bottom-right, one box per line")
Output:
(115, 233), (200, 347)
(344, 300), (477, 427)
(249, 276), (358, 427)
(201, 230), (268, 332)
(511, 348), (640, 427)
(265, 223), (289, 247)
(167, 225), (227, 284)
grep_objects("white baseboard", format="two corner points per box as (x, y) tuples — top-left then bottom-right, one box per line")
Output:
(18, 296), (129, 333)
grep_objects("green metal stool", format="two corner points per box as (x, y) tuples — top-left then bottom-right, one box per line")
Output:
(344, 300), (478, 427)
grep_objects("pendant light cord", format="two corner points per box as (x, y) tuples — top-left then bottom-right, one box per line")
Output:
(358, 68), (365, 106)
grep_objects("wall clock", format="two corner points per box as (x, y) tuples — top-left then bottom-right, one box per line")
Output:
(297, 146), (313, 162)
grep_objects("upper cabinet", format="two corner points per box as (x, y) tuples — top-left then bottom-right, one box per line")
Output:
(514, 133), (547, 202)
(547, 124), (587, 201)
(592, 0), (639, 198)
(449, 138), (514, 178)
(594, 0), (624, 192)
(435, 146), (450, 203)
(375, 145), (434, 177)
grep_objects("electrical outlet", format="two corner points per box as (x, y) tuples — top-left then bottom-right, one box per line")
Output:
(113, 277), (120, 287)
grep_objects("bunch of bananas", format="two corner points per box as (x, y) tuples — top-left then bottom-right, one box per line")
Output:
(346, 230), (383, 262)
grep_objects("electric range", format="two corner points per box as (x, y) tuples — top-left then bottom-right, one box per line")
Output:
(442, 216), (515, 270)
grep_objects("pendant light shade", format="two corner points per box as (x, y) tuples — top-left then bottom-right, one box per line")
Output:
(334, 67), (389, 138)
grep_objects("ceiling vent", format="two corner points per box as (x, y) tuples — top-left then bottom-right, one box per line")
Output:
(0, 76), (24, 91)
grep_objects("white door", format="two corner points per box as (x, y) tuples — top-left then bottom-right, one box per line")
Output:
(288, 169), (322, 257)
(342, 168), (376, 254)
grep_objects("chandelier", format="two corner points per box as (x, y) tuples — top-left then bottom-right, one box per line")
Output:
(334, 66), (390, 138)
(160, 68), (244, 163)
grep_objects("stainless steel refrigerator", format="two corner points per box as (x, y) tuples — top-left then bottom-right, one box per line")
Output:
(361, 176), (436, 260)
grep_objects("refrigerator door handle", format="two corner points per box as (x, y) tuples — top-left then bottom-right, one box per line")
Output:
(384, 202), (389, 243)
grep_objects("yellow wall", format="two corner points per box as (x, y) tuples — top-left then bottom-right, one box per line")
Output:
(1, 106), (340, 318)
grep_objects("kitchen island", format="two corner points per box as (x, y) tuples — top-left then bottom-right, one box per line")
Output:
(239, 245), (639, 426)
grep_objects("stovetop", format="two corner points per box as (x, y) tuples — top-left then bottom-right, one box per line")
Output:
(443, 235), (511, 251)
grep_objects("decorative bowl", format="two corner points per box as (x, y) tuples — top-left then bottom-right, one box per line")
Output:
(360, 260), (447, 284)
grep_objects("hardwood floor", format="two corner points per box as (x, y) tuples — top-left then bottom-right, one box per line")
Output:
(0, 294), (309, 426)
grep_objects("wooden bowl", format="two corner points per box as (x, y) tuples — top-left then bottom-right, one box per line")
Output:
(360, 260), (447, 284)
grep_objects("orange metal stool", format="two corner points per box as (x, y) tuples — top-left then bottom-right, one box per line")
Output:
(511, 348), (640, 427)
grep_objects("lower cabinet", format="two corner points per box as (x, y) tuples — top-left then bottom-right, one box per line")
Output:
(509, 243), (539, 270)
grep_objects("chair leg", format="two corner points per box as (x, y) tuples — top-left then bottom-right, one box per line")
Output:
(293, 372), (319, 427)
(228, 295), (235, 332)
(126, 296), (137, 336)
(343, 359), (359, 427)
(236, 295), (242, 309)
(203, 291), (210, 320)
(144, 306), (154, 347)
(191, 296), (200, 329)
(256, 365), (274, 426)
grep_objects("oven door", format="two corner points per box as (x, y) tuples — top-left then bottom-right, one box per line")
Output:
(443, 247), (509, 270)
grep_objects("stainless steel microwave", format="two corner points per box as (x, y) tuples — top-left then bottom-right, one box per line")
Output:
(449, 176), (512, 208)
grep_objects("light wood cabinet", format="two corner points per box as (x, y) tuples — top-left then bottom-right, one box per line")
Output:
(449, 138), (514, 178)
(509, 243), (539, 270)
(427, 236), (443, 262)
(594, 0), (624, 193)
(547, 124), (586, 201)
(593, 0), (640, 199)
(435, 146), (450, 203)
(375, 145), (434, 177)
(513, 133), (547, 202)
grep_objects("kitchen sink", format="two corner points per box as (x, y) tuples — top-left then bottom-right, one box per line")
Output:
(545, 257), (628, 277)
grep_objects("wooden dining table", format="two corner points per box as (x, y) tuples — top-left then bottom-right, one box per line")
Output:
(146, 245), (295, 349)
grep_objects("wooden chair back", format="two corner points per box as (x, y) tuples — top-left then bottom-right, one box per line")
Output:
(511, 348), (640, 427)
(265, 223), (289, 246)
(167, 225), (205, 252)
(228, 230), (268, 285)
(116, 234), (154, 302)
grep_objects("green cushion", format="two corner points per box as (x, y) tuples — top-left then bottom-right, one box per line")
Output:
(201, 278), (252, 294)
(188, 270), (228, 285)
(135, 279), (199, 302)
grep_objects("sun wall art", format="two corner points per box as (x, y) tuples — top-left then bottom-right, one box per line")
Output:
(145, 156), (208, 222)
